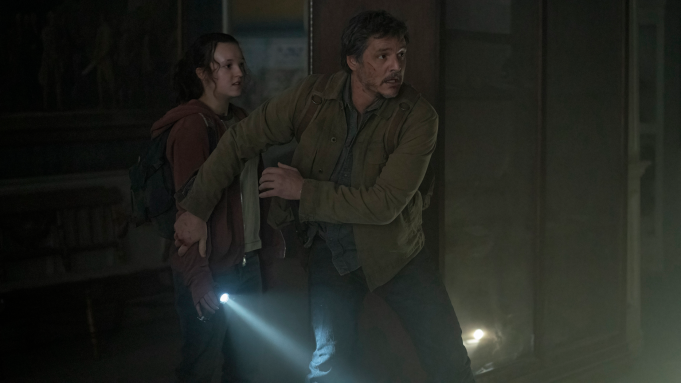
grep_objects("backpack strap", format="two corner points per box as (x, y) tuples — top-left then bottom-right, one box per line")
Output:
(197, 112), (219, 152)
(385, 85), (421, 155)
(231, 105), (248, 121)
(295, 74), (332, 143)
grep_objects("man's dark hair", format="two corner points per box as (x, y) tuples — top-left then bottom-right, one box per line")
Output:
(340, 10), (409, 73)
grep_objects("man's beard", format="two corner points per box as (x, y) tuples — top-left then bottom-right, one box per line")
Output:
(357, 69), (402, 100)
(379, 72), (403, 99)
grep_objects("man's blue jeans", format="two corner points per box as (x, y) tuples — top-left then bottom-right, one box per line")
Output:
(173, 251), (262, 383)
(307, 240), (475, 383)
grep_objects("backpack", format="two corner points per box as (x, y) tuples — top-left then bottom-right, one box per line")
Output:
(129, 112), (221, 239)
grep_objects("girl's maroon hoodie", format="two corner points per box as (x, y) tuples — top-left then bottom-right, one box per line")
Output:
(151, 99), (284, 306)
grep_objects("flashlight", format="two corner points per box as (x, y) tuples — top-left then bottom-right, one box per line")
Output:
(197, 293), (230, 322)
(473, 329), (485, 340)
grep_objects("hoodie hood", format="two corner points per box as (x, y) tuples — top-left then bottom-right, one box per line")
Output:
(151, 100), (217, 138)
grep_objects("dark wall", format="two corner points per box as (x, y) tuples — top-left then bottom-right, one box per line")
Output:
(184, 0), (222, 49)
(0, 0), (181, 180)
(443, 0), (630, 381)
(0, 140), (145, 179)
(541, 0), (627, 350)
(443, 0), (541, 373)
(0, 111), (154, 180)
(663, 0), (681, 269)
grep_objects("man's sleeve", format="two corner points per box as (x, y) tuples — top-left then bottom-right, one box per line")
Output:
(177, 78), (313, 221)
(298, 99), (438, 225)
(169, 235), (214, 307)
(166, 117), (216, 307)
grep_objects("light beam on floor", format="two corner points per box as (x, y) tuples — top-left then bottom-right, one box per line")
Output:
(225, 298), (310, 369)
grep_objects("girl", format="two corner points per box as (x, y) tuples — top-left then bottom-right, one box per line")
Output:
(151, 33), (284, 382)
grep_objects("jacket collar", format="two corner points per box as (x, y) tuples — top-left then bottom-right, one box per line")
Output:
(322, 71), (347, 100)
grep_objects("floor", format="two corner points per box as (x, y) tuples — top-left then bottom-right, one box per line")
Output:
(1, 263), (680, 383)
(601, 267), (681, 383)
(0, 259), (312, 383)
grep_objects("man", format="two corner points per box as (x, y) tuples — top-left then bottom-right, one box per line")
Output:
(174, 10), (475, 383)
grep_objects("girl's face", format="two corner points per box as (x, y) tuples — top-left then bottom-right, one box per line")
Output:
(202, 42), (245, 99)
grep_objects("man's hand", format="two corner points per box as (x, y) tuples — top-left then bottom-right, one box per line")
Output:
(174, 211), (207, 257)
(195, 290), (220, 317)
(259, 162), (304, 200)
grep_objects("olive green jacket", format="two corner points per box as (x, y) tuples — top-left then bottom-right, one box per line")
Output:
(178, 71), (438, 290)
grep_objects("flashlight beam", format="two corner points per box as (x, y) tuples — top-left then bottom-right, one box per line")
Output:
(225, 299), (309, 368)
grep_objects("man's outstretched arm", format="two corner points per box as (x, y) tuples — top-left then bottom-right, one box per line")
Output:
(259, 100), (438, 226)
(174, 77), (316, 252)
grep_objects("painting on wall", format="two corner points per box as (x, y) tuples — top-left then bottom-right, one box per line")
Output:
(0, 0), (179, 115)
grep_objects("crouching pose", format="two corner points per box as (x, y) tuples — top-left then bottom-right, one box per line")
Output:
(174, 13), (475, 383)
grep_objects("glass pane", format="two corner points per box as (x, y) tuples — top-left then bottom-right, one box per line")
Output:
(232, 0), (308, 111)
(638, 24), (657, 123)
(443, 0), (538, 373)
(640, 133), (657, 270)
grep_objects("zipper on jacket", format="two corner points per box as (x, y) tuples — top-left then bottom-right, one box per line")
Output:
(240, 184), (247, 267)
(222, 118), (248, 268)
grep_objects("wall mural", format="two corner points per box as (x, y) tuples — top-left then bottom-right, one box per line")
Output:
(0, 0), (178, 114)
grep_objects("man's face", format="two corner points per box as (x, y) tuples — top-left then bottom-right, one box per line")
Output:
(349, 35), (407, 99)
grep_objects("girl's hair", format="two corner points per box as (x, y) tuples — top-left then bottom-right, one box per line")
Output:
(173, 33), (244, 104)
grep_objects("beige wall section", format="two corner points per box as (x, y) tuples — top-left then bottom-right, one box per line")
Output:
(232, 0), (305, 22)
